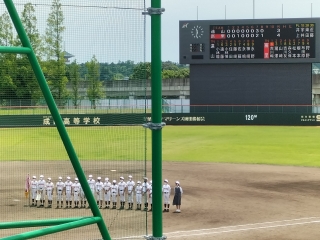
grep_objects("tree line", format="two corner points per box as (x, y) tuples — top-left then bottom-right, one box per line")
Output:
(0, 0), (189, 108)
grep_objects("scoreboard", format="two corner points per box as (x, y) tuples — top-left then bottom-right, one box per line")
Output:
(180, 18), (320, 64)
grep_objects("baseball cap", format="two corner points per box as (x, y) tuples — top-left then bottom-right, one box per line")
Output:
(164, 179), (168, 183)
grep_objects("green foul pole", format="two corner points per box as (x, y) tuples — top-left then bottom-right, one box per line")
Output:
(151, 0), (164, 238)
(3, 0), (111, 239)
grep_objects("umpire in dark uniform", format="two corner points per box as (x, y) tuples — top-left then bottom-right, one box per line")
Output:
(173, 181), (183, 213)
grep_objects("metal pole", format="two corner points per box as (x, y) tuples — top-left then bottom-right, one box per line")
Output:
(311, 3), (313, 18)
(1, 217), (101, 240)
(282, 4), (283, 18)
(151, 0), (163, 238)
(0, 217), (92, 229)
(3, 1), (111, 240)
(197, 6), (198, 20)
(253, 0), (255, 19)
(225, 5), (227, 20)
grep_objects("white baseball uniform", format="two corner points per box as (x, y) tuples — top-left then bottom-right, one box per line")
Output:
(148, 184), (153, 204)
(88, 179), (96, 196)
(104, 181), (111, 201)
(162, 183), (171, 204)
(72, 182), (81, 201)
(126, 180), (135, 203)
(142, 181), (149, 203)
(56, 181), (65, 201)
(118, 181), (126, 202)
(65, 181), (73, 201)
(80, 184), (86, 201)
(111, 184), (118, 203)
(95, 181), (104, 201)
(37, 179), (46, 200)
(30, 180), (38, 200)
(45, 182), (54, 201)
(135, 185), (143, 204)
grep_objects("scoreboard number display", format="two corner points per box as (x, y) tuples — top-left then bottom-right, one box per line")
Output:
(179, 18), (320, 64)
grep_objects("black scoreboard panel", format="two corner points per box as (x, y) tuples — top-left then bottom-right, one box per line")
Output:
(180, 18), (320, 64)
(190, 63), (312, 106)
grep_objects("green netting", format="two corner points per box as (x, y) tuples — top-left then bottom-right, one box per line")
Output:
(0, 0), (147, 239)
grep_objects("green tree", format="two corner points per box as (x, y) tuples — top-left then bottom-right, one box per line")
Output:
(0, 12), (17, 102)
(16, 3), (42, 103)
(44, 0), (68, 106)
(21, 3), (42, 57)
(68, 59), (81, 108)
(131, 62), (151, 80)
(0, 12), (14, 46)
(86, 55), (104, 109)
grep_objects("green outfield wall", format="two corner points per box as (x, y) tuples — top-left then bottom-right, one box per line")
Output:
(0, 113), (320, 127)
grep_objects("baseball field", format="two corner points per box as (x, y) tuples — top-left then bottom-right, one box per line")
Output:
(2, 125), (320, 239)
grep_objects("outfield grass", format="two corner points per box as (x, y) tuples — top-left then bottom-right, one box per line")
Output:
(2, 126), (320, 167)
(160, 126), (320, 167)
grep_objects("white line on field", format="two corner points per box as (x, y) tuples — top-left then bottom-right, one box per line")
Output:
(166, 216), (320, 234)
(112, 217), (320, 240)
(166, 217), (320, 238)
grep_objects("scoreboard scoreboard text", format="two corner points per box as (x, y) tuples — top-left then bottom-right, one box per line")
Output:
(180, 18), (320, 64)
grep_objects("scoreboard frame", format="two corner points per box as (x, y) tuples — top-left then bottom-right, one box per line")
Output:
(179, 18), (320, 64)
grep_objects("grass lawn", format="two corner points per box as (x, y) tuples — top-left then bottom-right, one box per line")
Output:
(160, 126), (320, 167)
(2, 125), (320, 167)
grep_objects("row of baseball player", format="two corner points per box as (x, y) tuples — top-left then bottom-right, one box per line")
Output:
(28, 174), (182, 212)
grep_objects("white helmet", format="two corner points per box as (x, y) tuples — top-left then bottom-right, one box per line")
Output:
(128, 175), (132, 179)
(97, 177), (101, 180)
(40, 175), (44, 179)
(89, 175), (93, 178)
(175, 181), (180, 185)
(58, 177), (62, 181)
(67, 176), (71, 180)
(137, 181), (141, 184)
(164, 179), (168, 183)
(120, 176), (124, 180)
(48, 177), (51, 181)
(143, 177), (148, 181)
(75, 178), (78, 181)
(32, 176), (36, 179)
(112, 180), (116, 184)
(105, 177), (109, 181)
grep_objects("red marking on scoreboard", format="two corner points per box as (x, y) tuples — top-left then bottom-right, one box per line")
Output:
(210, 34), (226, 39)
(264, 42), (270, 59)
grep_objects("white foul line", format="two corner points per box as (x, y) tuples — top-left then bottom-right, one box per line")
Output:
(112, 217), (320, 239)
(166, 217), (320, 238)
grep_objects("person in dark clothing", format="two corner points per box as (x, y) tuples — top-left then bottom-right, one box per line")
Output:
(173, 181), (183, 213)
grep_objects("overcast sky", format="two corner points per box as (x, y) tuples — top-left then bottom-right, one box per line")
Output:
(2, 0), (320, 63)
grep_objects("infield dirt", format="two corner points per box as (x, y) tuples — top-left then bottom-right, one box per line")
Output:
(1, 161), (320, 239)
